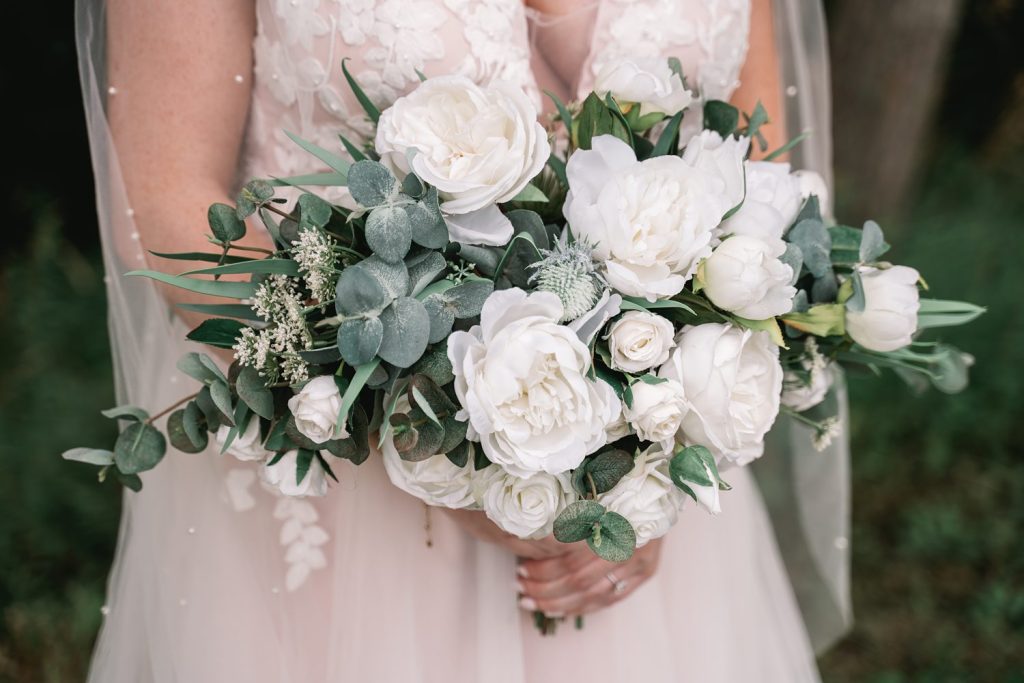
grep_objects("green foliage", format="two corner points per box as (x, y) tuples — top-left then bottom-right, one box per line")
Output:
(703, 100), (740, 137)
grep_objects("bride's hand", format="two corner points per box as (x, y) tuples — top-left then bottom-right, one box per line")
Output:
(515, 538), (663, 617)
(441, 509), (590, 560)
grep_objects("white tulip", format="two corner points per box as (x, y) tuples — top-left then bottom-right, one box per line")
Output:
(287, 376), (349, 445)
(702, 235), (796, 320)
(606, 311), (676, 373)
(846, 266), (921, 352)
(598, 445), (685, 546)
(375, 75), (550, 246)
(660, 324), (783, 466)
(594, 57), (693, 117)
(447, 288), (620, 477)
(564, 134), (747, 301)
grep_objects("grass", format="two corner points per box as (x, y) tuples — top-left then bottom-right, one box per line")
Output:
(0, 154), (1020, 681)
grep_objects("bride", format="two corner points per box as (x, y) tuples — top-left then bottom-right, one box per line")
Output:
(76, 0), (849, 680)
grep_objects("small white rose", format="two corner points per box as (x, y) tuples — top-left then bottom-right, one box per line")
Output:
(564, 134), (747, 301)
(660, 323), (783, 466)
(594, 57), (693, 118)
(448, 288), (620, 477)
(606, 311), (676, 373)
(215, 419), (269, 462)
(845, 265), (921, 352)
(622, 378), (688, 448)
(475, 465), (574, 539)
(684, 457), (724, 515)
(605, 409), (633, 441)
(718, 161), (803, 242)
(374, 75), (550, 246)
(598, 445), (685, 546)
(381, 398), (477, 509)
(701, 235), (796, 320)
(287, 376), (349, 445)
(260, 449), (329, 497)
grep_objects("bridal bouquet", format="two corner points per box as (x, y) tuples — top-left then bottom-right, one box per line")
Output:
(67, 59), (983, 568)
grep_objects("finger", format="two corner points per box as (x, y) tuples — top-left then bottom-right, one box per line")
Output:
(517, 543), (593, 581)
(518, 554), (615, 600)
(525, 573), (614, 616)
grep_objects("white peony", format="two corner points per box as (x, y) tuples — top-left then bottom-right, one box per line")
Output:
(598, 445), (685, 546)
(374, 75), (550, 246)
(660, 324), (783, 466)
(287, 376), (349, 445)
(605, 311), (676, 373)
(260, 449), (329, 497)
(680, 130), (750, 213)
(215, 419), (270, 462)
(845, 265), (921, 352)
(448, 288), (620, 477)
(718, 160), (803, 242)
(380, 398), (477, 509)
(594, 57), (693, 117)
(701, 235), (796, 320)
(475, 465), (574, 539)
(622, 378), (688, 448)
(564, 134), (747, 301)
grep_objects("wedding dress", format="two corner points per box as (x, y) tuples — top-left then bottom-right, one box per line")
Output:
(77, 1), (847, 681)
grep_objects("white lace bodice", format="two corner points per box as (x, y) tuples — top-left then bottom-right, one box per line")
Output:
(240, 0), (750, 184)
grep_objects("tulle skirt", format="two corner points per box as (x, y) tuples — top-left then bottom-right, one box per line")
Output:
(87, 341), (820, 683)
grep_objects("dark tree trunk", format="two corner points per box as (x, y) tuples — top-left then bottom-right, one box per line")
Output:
(829, 0), (965, 228)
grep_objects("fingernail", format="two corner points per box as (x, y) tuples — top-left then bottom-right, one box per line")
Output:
(548, 612), (564, 619)
(519, 597), (537, 611)
(516, 565), (529, 578)
(514, 580), (525, 593)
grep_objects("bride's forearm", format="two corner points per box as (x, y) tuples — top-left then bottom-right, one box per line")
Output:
(732, 0), (788, 157)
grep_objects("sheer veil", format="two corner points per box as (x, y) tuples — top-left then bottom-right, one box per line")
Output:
(76, 0), (849, 679)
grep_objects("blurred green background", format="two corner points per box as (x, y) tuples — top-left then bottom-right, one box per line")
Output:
(2, 1), (1022, 681)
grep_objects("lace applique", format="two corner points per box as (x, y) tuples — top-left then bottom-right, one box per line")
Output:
(224, 469), (258, 512)
(274, 0), (330, 50)
(275, 497), (329, 591)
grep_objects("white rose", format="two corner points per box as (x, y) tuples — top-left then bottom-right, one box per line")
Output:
(215, 419), (269, 462)
(448, 288), (620, 477)
(718, 161), (803, 242)
(564, 134), (746, 301)
(598, 445), (685, 546)
(793, 169), (830, 216)
(475, 465), (574, 539)
(260, 449), (329, 497)
(701, 235), (796, 320)
(606, 311), (676, 373)
(381, 398), (477, 509)
(605, 409), (633, 441)
(622, 378), (688, 448)
(845, 265), (921, 352)
(594, 57), (693, 117)
(375, 75), (550, 246)
(661, 324), (783, 466)
(781, 361), (834, 413)
(287, 376), (349, 445)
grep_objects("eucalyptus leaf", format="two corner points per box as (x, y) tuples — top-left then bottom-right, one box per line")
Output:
(400, 410), (444, 462)
(553, 500), (605, 543)
(787, 218), (832, 278)
(335, 266), (391, 317)
(510, 183), (548, 203)
(114, 422), (167, 474)
(337, 317), (384, 366)
(423, 294), (456, 344)
(209, 381), (235, 426)
(781, 243), (804, 284)
(297, 193), (333, 229)
(236, 179), (275, 219)
(507, 209), (550, 250)
(347, 160), (397, 208)
(585, 450), (635, 494)
(183, 401), (206, 446)
(406, 187), (448, 249)
(846, 269), (867, 313)
(703, 100), (739, 137)
(588, 511), (636, 562)
(377, 297), (431, 368)
(236, 366), (275, 419)
(62, 448), (115, 466)
(354, 256), (409, 300)
(411, 346), (455, 386)
(167, 408), (208, 453)
(446, 440), (470, 468)
(438, 416), (468, 454)
(405, 251), (447, 297)
(859, 220), (888, 263)
(208, 203), (247, 243)
(365, 206), (412, 263)
(100, 405), (150, 422)
(442, 279), (494, 318)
